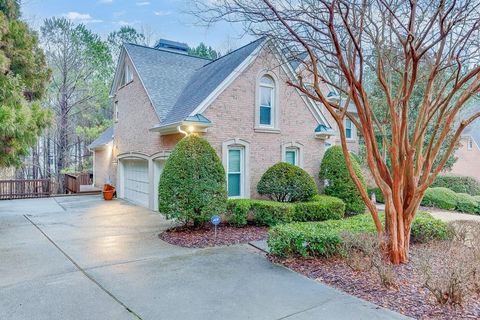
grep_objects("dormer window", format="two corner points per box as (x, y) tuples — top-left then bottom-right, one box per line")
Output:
(259, 75), (275, 126)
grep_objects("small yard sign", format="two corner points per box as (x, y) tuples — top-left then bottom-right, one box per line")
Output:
(211, 215), (221, 239)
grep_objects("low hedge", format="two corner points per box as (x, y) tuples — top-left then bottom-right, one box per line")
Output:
(421, 187), (458, 210)
(431, 175), (480, 196)
(268, 212), (451, 257)
(293, 195), (345, 222)
(225, 195), (345, 227)
(455, 193), (479, 213)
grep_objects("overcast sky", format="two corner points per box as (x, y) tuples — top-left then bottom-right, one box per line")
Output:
(21, 0), (253, 52)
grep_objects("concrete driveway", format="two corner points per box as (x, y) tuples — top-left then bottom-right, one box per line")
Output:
(0, 196), (407, 320)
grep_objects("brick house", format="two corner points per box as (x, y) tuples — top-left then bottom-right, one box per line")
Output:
(448, 120), (480, 181)
(89, 38), (358, 210)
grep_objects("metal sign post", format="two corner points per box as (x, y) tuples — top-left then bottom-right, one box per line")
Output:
(211, 215), (221, 239)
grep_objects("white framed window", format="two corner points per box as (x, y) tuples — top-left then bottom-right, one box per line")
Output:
(285, 148), (298, 166)
(227, 147), (244, 198)
(114, 101), (119, 122)
(281, 142), (304, 168)
(223, 139), (250, 199)
(257, 74), (277, 128)
(468, 138), (474, 150)
(345, 118), (353, 139)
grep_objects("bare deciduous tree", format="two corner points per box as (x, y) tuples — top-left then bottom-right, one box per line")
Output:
(194, 0), (480, 264)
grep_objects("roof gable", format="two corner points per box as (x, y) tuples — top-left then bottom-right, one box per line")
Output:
(162, 38), (265, 125)
(88, 127), (113, 150)
(121, 43), (210, 121)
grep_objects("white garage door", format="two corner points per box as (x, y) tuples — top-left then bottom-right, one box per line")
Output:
(122, 159), (149, 208)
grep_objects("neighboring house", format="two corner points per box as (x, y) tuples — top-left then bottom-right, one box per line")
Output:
(448, 120), (480, 181)
(89, 38), (358, 210)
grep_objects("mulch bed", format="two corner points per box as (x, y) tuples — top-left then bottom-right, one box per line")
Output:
(269, 244), (480, 320)
(159, 224), (268, 248)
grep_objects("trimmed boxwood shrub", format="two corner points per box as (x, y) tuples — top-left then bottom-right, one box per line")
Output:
(421, 187), (457, 210)
(257, 162), (317, 202)
(251, 200), (296, 226)
(431, 175), (480, 196)
(225, 199), (251, 227)
(319, 146), (367, 214)
(268, 212), (451, 257)
(455, 193), (479, 214)
(225, 195), (345, 226)
(293, 195), (345, 222)
(158, 134), (227, 227)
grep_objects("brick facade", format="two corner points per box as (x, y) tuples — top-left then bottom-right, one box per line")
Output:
(94, 45), (359, 208)
(448, 136), (480, 182)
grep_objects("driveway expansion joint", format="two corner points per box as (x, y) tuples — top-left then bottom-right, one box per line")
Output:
(23, 214), (143, 320)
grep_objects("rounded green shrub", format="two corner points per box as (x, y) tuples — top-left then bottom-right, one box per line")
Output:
(421, 187), (457, 210)
(319, 146), (367, 214)
(455, 193), (479, 214)
(431, 175), (480, 196)
(257, 162), (317, 202)
(158, 134), (227, 227)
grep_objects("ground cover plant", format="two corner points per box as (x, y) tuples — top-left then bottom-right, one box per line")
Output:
(268, 212), (451, 257)
(268, 220), (480, 319)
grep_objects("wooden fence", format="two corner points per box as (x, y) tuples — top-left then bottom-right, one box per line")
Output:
(64, 173), (93, 194)
(0, 179), (52, 200)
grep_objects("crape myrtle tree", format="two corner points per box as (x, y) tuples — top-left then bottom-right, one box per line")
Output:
(194, 0), (480, 264)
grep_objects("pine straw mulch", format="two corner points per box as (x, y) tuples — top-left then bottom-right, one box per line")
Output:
(268, 243), (480, 320)
(159, 223), (268, 248)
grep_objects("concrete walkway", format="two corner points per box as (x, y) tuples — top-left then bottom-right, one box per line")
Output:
(0, 196), (408, 320)
(376, 203), (480, 223)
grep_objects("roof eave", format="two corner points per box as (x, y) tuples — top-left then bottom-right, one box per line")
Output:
(149, 120), (213, 135)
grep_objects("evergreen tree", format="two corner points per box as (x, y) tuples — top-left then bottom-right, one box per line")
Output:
(188, 42), (219, 59)
(0, 0), (51, 167)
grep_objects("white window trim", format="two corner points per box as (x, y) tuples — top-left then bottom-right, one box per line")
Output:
(222, 138), (250, 199)
(281, 142), (304, 168)
(468, 137), (474, 150)
(345, 118), (354, 140)
(255, 71), (280, 132)
(227, 147), (244, 198)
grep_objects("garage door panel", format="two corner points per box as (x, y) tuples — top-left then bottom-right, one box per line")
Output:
(122, 159), (149, 208)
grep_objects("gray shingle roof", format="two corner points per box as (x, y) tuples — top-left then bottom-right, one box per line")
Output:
(88, 127), (113, 150)
(124, 43), (210, 122)
(123, 38), (265, 126)
(163, 38), (265, 125)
